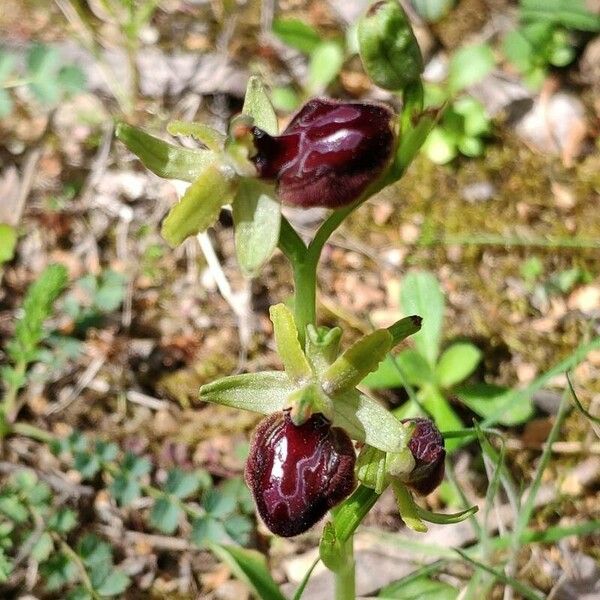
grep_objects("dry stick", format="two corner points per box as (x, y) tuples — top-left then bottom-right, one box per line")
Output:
(196, 231), (252, 368)
(45, 354), (106, 415)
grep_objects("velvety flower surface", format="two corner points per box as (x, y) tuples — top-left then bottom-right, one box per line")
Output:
(251, 98), (395, 208)
(402, 418), (445, 495)
(245, 410), (356, 537)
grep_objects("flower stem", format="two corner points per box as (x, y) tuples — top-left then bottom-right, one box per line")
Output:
(334, 537), (356, 600)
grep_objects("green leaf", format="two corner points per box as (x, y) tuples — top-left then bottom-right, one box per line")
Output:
(308, 41), (344, 93)
(7, 263), (68, 366)
(200, 371), (294, 414)
(224, 514), (253, 545)
(57, 65), (86, 94)
(121, 452), (152, 477)
(520, 0), (600, 32)
(94, 440), (119, 462)
(165, 468), (201, 499)
(150, 497), (182, 534)
(77, 534), (112, 567)
(0, 51), (16, 84)
(66, 585), (92, 600)
(209, 544), (287, 600)
(333, 390), (408, 452)
(94, 270), (126, 312)
(362, 349), (434, 389)
(0, 549), (12, 583)
(269, 304), (312, 384)
(447, 43), (494, 94)
(0, 224), (17, 264)
(400, 271), (444, 367)
(292, 557), (321, 600)
(31, 532), (54, 561)
(0, 495), (28, 523)
(242, 75), (278, 135)
(0, 89), (13, 119)
(233, 179), (281, 277)
(42, 552), (77, 591)
(272, 18), (321, 54)
(203, 489), (236, 518)
(435, 343), (482, 388)
(95, 569), (130, 596)
(456, 383), (532, 425)
(161, 163), (237, 246)
(411, 0), (457, 22)
(422, 126), (457, 164)
(379, 574), (458, 599)
(271, 86), (300, 112)
(27, 43), (59, 76)
(110, 474), (141, 506)
(48, 508), (78, 533)
(323, 329), (393, 396)
(420, 385), (463, 438)
(116, 122), (215, 182)
(192, 516), (228, 547)
(73, 451), (101, 479)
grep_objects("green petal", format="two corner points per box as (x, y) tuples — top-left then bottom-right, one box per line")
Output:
(161, 163), (237, 247)
(243, 76), (278, 135)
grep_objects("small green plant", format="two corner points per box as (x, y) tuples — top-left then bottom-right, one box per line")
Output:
(0, 264), (69, 423)
(0, 44), (85, 118)
(0, 468), (130, 597)
(62, 270), (127, 332)
(270, 17), (348, 111)
(422, 43), (494, 163)
(363, 271), (533, 437)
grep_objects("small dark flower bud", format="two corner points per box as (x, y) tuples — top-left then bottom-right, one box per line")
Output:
(401, 418), (445, 496)
(245, 410), (356, 537)
(251, 98), (395, 209)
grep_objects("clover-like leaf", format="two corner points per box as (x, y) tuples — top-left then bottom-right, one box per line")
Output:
(322, 328), (392, 396)
(269, 304), (312, 384)
(161, 163), (238, 246)
(116, 122), (216, 182)
(199, 371), (294, 414)
(436, 342), (482, 388)
(233, 179), (281, 277)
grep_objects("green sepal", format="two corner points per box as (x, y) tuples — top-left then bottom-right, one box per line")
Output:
(199, 371), (294, 414)
(356, 446), (389, 493)
(358, 0), (424, 92)
(233, 179), (281, 277)
(387, 315), (422, 346)
(392, 480), (428, 533)
(161, 163), (238, 246)
(242, 75), (278, 135)
(269, 304), (313, 385)
(286, 382), (333, 425)
(305, 325), (342, 376)
(333, 390), (407, 452)
(322, 328), (393, 396)
(116, 122), (215, 182)
(167, 121), (226, 152)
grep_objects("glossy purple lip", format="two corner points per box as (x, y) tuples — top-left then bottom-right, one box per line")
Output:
(251, 98), (395, 209)
(245, 410), (356, 537)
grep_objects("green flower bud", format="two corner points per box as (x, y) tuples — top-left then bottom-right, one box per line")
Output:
(358, 0), (423, 92)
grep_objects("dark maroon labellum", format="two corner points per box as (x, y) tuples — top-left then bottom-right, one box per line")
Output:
(251, 98), (395, 209)
(402, 418), (445, 496)
(245, 410), (356, 537)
